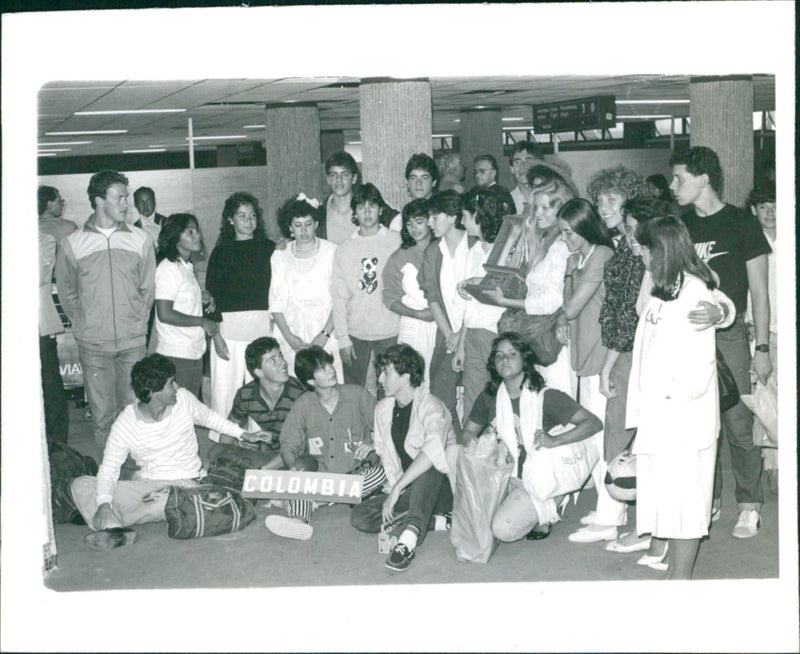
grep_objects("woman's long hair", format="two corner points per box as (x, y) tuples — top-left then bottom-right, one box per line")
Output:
(216, 192), (268, 247)
(460, 186), (508, 244)
(157, 213), (201, 264)
(635, 214), (716, 301)
(557, 198), (615, 249)
(527, 176), (577, 268)
(485, 331), (545, 396)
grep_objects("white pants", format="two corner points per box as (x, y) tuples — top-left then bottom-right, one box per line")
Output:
(579, 374), (628, 527)
(71, 476), (198, 530)
(209, 311), (271, 440)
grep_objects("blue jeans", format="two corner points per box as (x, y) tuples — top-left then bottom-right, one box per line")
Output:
(350, 465), (452, 545)
(714, 316), (761, 510)
(78, 345), (146, 448)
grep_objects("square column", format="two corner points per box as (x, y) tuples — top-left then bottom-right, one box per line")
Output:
(459, 108), (511, 189)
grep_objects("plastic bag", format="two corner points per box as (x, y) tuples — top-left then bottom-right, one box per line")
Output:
(742, 374), (777, 447)
(524, 429), (601, 501)
(450, 430), (513, 564)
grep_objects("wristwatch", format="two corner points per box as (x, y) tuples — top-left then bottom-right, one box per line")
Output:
(755, 344), (770, 353)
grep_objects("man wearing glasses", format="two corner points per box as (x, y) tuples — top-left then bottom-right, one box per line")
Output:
(508, 142), (544, 215)
(472, 154), (516, 214)
(318, 151), (360, 245)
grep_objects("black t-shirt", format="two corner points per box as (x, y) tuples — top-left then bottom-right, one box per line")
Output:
(391, 400), (414, 472)
(467, 388), (581, 433)
(680, 203), (771, 314)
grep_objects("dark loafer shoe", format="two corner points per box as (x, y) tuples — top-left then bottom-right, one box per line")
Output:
(85, 527), (138, 551)
(525, 523), (552, 540)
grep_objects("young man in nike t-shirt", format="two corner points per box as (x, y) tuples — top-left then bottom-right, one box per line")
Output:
(670, 146), (771, 540)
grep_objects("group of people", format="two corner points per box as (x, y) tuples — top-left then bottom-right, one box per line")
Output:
(39, 142), (777, 579)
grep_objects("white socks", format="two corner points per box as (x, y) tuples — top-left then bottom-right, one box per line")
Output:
(397, 528), (418, 551)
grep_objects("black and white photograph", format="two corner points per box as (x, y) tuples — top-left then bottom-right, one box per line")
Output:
(2, 2), (797, 652)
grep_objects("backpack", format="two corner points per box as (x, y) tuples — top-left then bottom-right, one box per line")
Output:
(49, 442), (98, 524)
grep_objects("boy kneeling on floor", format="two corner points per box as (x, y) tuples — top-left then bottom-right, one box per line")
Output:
(267, 346), (387, 540)
(71, 354), (272, 550)
(350, 344), (458, 572)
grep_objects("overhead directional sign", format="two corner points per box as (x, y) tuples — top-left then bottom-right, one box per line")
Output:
(534, 95), (616, 133)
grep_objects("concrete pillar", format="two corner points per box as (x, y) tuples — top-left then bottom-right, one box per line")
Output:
(320, 130), (345, 164)
(263, 103), (324, 240)
(689, 75), (754, 207)
(459, 108), (511, 190)
(359, 78), (432, 211)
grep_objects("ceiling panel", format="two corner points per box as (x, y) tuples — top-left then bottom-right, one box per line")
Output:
(37, 74), (776, 158)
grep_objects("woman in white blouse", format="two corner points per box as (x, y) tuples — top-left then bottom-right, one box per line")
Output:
(270, 194), (342, 381)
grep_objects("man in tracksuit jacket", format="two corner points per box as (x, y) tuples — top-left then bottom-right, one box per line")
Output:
(56, 170), (156, 448)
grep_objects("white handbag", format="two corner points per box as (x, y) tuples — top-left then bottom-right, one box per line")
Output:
(522, 413), (601, 501)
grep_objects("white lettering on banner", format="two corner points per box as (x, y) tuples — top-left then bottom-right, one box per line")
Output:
(241, 469), (364, 504)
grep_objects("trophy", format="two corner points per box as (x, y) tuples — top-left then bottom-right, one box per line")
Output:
(465, 214), (529, 306)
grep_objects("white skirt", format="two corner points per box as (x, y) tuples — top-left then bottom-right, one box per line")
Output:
(636, 442), (717, 540)
(397, 315), (437, 390)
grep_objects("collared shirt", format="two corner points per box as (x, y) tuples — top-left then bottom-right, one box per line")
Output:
(223, 377), (306, 446)
(280, 384), (375, 474)
(135, 213), (161, 247)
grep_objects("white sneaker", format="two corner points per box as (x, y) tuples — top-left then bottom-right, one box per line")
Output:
(732, 510), (760, 539)
(579, 511), (596, 526)
(265, 515), (313, 540)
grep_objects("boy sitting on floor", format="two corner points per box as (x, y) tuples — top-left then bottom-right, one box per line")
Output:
(267, 346), (387, 540)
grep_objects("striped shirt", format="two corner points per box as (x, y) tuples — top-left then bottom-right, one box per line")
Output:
(224, 377), (306, 448)
(96, 388), (245, 505)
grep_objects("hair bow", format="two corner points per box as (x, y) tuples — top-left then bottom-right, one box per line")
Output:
(297, 192), (320, 209)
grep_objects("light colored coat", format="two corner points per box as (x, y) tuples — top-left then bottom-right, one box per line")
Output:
(627, 275), (719, 454)
(373, 386), (458, 491)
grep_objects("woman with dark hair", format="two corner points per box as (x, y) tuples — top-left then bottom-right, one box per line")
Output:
(569, 167), (646, 540)
(626, 215), (720, 579)
(418, 190), (476, 435)
(270, 193), (341, 382)
(456, 186), (509, 419)
(554, 198), (623, 543)
(487, 163), (579, 397)
(462, 332), (602, 542)
(205, 192), (274, 438)
(382, 199), (437, 388)
(154, 213), (219, 398)
(646, 174), (672, 202)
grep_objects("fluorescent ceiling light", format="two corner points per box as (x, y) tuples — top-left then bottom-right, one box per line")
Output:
(46, 130), (128, 135)
(186, 135), (247, 141)
(75, 109), (186, 115)
(616, 114), (673, 119)
(38, 148), (71, 153)
(432, 134), (453, 138)
(38, 153), (57, 157)
(616, 100), (689, 105)
(502, 117), (524, 122)
(147, 144), (166, 148)
(243, 124), (266, 129)
(347, 141), (362, 145)
(39, 141), (93, 146)
(123, 148), (166, 153)
(502, 125), (533, 131)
